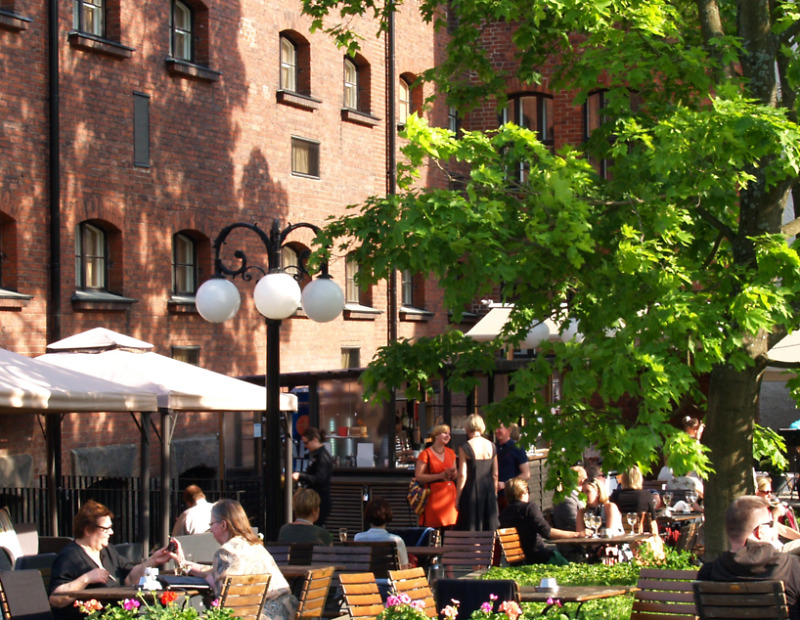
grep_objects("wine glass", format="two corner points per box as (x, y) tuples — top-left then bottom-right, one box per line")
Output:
(179, 553), (193, 576)
(591, 514), (603, 536)
(339, 528), (348, 543)
(686, 491), (698, 509)
(583, 512), (595, 536)
(626, 512), (639, 535)
(662, 491), (673, 511)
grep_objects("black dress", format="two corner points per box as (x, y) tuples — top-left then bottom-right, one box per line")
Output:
(297, 446), (333, 526)
(456, 441), (499, 531)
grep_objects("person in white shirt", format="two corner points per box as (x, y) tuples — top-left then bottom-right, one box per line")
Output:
(354, 497), (411, 568)
(172, 485), (214, 536)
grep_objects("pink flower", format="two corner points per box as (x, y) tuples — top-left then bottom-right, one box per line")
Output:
(500, 600), (523, 620)
(411, 600), (425, 610)
(386, 595), (402, 608)
(480, 602), (492, 613)
(122, 599), (140, 611)
(399, 593), (412, 605)
(441, 604), (459, 619)
(210, 599), (221, 608)
(489, 594), (498, 601)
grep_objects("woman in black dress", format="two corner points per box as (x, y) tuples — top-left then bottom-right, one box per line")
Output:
(455, 414), (499, 531)
(292, 427), (333, 527)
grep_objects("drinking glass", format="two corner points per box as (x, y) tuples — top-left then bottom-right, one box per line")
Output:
(339, 528), (348, 543)
(179, 553), (193, 576)
(686, 492), (698, 508)
(594, 514), (603, 533)
(626, 512), (639, 534)
(582, 512), (594, 536)
(662, 491), (673, 508)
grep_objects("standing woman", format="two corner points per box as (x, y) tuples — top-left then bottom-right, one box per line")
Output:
(292, 427), (333, 527)
(415, 424), (458, 528)
(455, 414), (499, 531)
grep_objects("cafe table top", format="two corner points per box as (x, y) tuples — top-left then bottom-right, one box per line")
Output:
(518, 584), (637, 603)
(55, 586), (202, 603)
(547, 533), (651, 546)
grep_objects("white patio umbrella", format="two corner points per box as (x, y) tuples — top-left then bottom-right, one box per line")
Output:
(0, 346), (158, 541)
(37, 327), (298, 545)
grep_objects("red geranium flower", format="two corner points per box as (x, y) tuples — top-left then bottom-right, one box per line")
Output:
(160, 591), (179, 606)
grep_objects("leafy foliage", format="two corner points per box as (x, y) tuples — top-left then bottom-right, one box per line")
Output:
(306, 0), (800, 554)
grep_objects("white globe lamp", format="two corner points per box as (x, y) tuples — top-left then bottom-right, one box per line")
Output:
(253, 272), (302, 320)
(523, 319), (556, 348)
(195, 278), (242, 323)
(301, 276), (345, 323)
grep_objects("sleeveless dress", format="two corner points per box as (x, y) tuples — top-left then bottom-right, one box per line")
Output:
(456, 441), (499, 531)
(418, 446), (458, 527)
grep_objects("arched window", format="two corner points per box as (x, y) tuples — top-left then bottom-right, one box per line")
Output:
(281, 36), (297, 92)
(73, 0), (104, 36)
(172, 0), (193, 61)
(344, 59), (358, 109)
(172, 232), (197, 295)
(75, 222), (107, 290)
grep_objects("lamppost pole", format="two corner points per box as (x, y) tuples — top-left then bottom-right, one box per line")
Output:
(196, 219), (344, 540)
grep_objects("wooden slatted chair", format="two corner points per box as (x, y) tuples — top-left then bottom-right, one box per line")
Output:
(311, 546), (372, 618)
(388, 567), (436, 619)
(693, 580), (789, 620)
(265, 543), (291, 566)
(340, 572), (385, 620)
(675, 522), (699, 553)
(495, 528), (526, 566)
(219, 573), (272, 620)
(441, 530), (495, 577)
(630, 568), (698, 620)
(0, 570), (54, 620)
(296, 566), (336, 620)
(349, 541), (401, 578)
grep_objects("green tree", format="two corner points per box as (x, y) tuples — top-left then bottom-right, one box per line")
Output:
(307, 0), (800, 556)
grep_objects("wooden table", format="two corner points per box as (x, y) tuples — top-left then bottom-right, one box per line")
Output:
(659, 512), (704, 523)
(519, 584), (636, 617)
(548, 533), (650, 546)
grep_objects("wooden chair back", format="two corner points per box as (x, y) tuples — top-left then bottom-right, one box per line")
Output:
(13, 553), (57, 590)
(340, 572), (384, 620)
(0, 570), (54, 620)
(495, 528), (526, 566)
(296, 566), (336, 620)
(675, 522), (699, 553)
(265, 543), (291, 566)
(630, 568), (698, 620)
(349, 541), (401, 578)
(219, 573), (272, 620)
(388, 568), (436, 619)
(441, 530), (495, 576)
(693, 580), (789, 619)
(311, 545), (372, 572)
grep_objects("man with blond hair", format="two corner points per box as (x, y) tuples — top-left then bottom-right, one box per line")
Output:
(698, 495), (800, 618)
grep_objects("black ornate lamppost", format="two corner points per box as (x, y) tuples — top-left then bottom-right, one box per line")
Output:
(194, 220), (344, 539)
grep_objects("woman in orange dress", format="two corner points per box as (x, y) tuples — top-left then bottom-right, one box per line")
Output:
(415, 424), (458, 528)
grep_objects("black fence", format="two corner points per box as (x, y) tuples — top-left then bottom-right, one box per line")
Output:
(0, 476), (264, 547)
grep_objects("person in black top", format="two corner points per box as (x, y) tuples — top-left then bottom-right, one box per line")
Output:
(495, 423), (530, 511)
(498, 477), (579, 565)
(698, 495), (800, 620)
(609, 466), (658, 533)
(48, 500), (175, 620)
(292, 427), (333, 527)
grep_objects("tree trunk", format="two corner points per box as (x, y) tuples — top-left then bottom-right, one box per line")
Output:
(703, 364), (761, 558)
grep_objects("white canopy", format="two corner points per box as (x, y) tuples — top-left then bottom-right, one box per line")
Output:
(0, 346), (157, 413)
(38, 328), (297, 412)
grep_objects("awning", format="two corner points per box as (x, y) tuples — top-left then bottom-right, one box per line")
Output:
(465, 307), (513, 341)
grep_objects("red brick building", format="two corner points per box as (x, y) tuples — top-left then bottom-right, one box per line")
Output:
(0, 0), (462, 486)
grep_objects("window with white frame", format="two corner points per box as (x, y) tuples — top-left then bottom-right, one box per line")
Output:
(398, 78), (410, 124)
(401, 269), (414, 306)
(75, 222), (107, 290)
(73, 0), (104, 36)
(345, 254), (359, 304)
(344, 58), (358, 109)
(281, 36), (297, 92)
(172, 233), (197, 295)
(291, 137), (320, 178)
(501, 93), (554, 181)
(172, 0), (193, 61)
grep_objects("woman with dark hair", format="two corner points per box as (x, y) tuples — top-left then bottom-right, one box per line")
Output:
(49, 500), (175, 620)
(292, 427), (333, 527)
(354, 498), (410, 568)
(180, 499), (297, 620)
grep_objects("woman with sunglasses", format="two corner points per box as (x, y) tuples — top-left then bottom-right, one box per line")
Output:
(48, 500), (176, 620)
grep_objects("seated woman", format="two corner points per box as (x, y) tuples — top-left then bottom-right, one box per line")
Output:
(181, 499), (297, 620)
(757, 476), (800, 545)
(498, 477), (580, 565)
(277, 488), (332, 545)
(577, 478), (624, 535)
(609, 466), (658, 534)
(48, 500), (176, 620)
(354, 498), (411, 569)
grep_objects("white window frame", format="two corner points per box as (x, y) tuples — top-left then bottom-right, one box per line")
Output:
(344, 58), (358, 109)
(172, 0), (193, 62)
(75, 222), (106, 290)
(172, 233), (197, 295)
(281, 37), (297, 92)
(73, 0), (104, 36)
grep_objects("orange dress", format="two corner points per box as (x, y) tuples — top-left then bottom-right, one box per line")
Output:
(417, 446), (458, 528)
